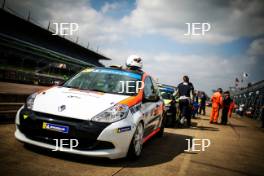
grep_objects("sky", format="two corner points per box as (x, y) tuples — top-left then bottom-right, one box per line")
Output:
(2, 0), (264, 95)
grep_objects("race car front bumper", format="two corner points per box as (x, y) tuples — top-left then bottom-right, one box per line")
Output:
(15, 107), (136, 159)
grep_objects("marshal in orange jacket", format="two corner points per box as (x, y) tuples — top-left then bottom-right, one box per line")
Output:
(210, 91), (223, 123)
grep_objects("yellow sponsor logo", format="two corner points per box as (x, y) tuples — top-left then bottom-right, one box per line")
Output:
(23, 114), (29, 119)
(42, 122), (47, 129)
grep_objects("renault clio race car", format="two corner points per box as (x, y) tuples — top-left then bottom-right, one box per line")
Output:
(15, 67), (165, 159)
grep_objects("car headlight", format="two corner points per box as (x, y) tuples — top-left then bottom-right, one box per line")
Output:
(26, 92), (38, 110)
(91, 104), (129, 123)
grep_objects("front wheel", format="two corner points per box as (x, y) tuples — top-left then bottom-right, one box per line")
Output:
(128, 122), (144, 160)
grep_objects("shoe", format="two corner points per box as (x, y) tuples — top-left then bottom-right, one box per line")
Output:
(210, 121), (213, 124)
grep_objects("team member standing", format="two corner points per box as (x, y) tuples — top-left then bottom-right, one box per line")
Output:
(221, 91), (232, 125)
(177, 76), (194, 127)
(199, 92), (206, 115)
(210, 88), (223, 124)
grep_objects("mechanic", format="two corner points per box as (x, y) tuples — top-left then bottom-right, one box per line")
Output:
(221, 91), (232, 125)
(210, 88), (223, 124)
(176, 75), (194, 127)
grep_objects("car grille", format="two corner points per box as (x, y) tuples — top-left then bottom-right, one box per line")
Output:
(18, 108), (114, 151)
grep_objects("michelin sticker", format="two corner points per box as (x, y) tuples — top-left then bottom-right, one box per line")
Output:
(42, 122), (69, 133)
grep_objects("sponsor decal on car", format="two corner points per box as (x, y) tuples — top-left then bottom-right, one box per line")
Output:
(23, 114), (29, 120)
(42, 122), (69, 133)
(116, 126), (132, 133)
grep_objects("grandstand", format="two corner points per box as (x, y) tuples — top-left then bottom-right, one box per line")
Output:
(232, 80), (264, 120)
(0, 7), (111, 86)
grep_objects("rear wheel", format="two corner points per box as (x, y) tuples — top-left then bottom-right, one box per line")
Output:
(128, 122), (144, 160)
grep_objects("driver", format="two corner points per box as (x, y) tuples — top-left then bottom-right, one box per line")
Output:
(126, 55), (143, 72)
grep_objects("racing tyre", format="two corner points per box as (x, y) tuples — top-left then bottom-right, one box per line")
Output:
(128, 122), (144, 160)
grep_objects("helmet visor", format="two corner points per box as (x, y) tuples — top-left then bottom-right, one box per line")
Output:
(134, 58), (141, 63)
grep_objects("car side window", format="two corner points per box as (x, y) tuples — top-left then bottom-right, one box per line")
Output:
(144, 76), (154, 98)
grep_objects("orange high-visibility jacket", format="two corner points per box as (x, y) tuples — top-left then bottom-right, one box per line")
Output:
(211, 92), (223, 108)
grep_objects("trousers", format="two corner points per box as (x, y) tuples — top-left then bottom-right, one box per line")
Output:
(210, 107), (219, 123)
(179, 99), (191, 126)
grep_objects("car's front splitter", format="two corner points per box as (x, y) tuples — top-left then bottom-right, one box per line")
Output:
(15, 128), (125, 159)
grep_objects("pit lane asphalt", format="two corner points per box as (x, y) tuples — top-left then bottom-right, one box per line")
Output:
(0, 110), (264, 176)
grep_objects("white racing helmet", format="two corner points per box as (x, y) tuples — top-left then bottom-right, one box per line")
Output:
(126, 55), (143, 69)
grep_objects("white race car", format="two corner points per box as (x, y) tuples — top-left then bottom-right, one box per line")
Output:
(15, 67), (165, 159)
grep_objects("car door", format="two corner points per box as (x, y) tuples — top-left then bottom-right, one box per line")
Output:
(150, 77), (164, 129)
(141, 76), (163, 137)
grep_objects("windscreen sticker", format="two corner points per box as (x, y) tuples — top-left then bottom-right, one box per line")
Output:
(94, 69), (141, 80)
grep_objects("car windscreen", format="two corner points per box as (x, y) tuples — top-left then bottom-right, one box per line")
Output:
(160, 89), (173, 99)
(63, 68), (142, 96)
